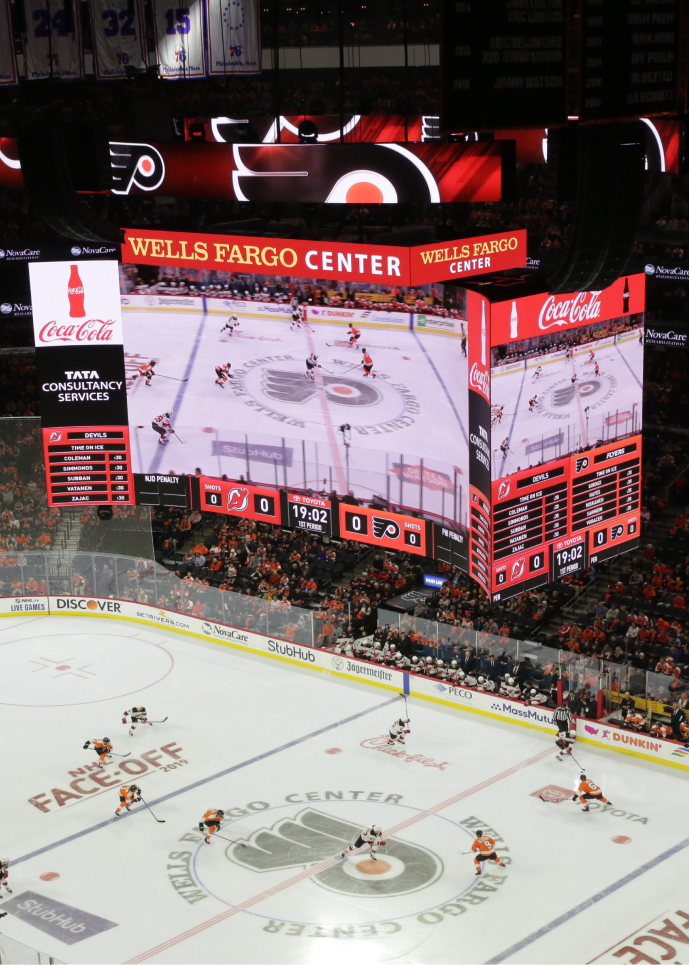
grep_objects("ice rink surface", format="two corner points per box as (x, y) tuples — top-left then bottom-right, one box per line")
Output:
(123, 308), (468, 517)
(491, 330), (643, 480)
(3, 613), (689, 964)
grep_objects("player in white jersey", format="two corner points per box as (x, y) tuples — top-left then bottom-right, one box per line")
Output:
(221, 316), (239, 336)
(152, 410), (175, 446)
(305, 353), (320, 380)
(291, 306), (303, 330)
(340, 825), (386, 861)
(533, 364), (543, 380)
(0, 857), (11, 896)
(388, 717), (410, 746)
(123, 705), (153, 736)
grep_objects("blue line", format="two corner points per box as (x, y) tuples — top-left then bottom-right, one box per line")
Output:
(12, 695), (401, 868)
(411, 331), (468, 445)
(485, 836), (689, 964)
(496, 362), (528, 479)
(149, 306), (208, 473)
(614, 333), (643, 389)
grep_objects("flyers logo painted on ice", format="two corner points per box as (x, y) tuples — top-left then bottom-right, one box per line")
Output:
(575, 456), (590, 473)
(49, 430), (63, 443)
(497, 479), (511, 500)
(372, 517), (401, 540)
(226, 487), (249, 512)
(511, 559), (525, 581)
(109, 143), (166, 196)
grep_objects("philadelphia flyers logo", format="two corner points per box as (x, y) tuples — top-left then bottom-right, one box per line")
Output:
(575, 456), (590, 473)
(110, 142), (166, 196)
(372, 516), (400, 540)
(227, 487), (249, 512)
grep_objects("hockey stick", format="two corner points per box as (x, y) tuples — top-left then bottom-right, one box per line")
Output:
(139, 794), (165, 823)
(147, 717), (168, 723)
(570, 752), (584, 769)
(110, 752), (132, 758)
(399, 692), (408, 716)
(210, 831), (246, 847)
(156, 375), (189, 382)
(173, 433), (186, 445)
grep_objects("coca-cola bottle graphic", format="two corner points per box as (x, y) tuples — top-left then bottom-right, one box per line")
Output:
(622, 277), (630, 314)
(68, 265), (85, 318)
(480, 301), (487, 366)
(510, 300), (518, 339)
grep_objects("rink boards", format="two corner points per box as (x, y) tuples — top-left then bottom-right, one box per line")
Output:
(3, 593), (685, 773)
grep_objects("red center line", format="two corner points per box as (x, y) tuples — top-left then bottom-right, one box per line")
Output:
(125, 745), (553, 964)
(303, 324), (348, 493)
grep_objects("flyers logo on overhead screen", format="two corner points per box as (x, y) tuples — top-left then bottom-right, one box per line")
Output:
(110, 143), (166, 196)
(227, 487), (249, 512)
(372, 516), (401, 540)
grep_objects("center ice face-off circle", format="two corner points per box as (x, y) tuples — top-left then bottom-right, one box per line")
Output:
(538, 372), (617, 419)
(0, 630), (173, 706)
(241, 360), (407, 428)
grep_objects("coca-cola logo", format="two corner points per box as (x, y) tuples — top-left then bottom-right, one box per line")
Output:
(538, 291), (602, 330)
(38, 319), (116, 344)
(469, 362), (490, 399)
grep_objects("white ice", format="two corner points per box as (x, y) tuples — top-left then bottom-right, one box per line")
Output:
(123, 307), (469, 524)
(491, 330), (644, 480)
(1, 613), (689, 964)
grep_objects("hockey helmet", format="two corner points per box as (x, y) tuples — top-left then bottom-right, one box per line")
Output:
(451, 660), (458, 668)
(458, 670), (466, 679)
(436, 659), (444, 668)
(530, 689), (537, 696)
(425, 656), (433, 664)
(103, 737), (111, 743)
(370, 825), (382, 835)
(507, 677), (514, 685)
(389, 644), (396, 652)
(217, 809), (225, 817)
(475, 830), (483, 838)
(478, 676), (485, 683)
(411, 656), (418, 664)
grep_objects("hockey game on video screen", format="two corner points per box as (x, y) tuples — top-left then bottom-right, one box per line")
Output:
(120, 265), (470, 536)
(488, 275), (644, 599)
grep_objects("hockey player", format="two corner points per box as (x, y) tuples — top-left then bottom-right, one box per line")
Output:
(340, 825), (386, 861)
(594, 362), (600, 377)
(528, 395), (537, 413)
(471, 831), (506, 876)
(84, 737), (113, 768)
(553, 703), (576, 759)
(571, 373), (578, 386)
(464, 670), (478, 688)
(476, 675), (495, 692)
(528, 688), (549, 706)
(215, 362), (232, 387)
(348, 323), (361, 346)
(499, 438), (511, 457)
(650, 721), (673, 739)
(305, 353), (320, 380)
(132, 360), (156, 386)
(291, 306), (302, 330)
(221, 315), (239, 336)
(625, 710), (646, 731)
(362, 349), (376, 378)
(491, 406), (504, 427)
(0, 857), (11, 896)
(152, 410), (175, 446)
(533, 365), (543, 380)
(588, 350), (595, 364)
(574, 774), (614, 812)
(115, 783), (141, 816)
(388, 717), (411, 746)
(199, 808), (226, 844)
(123, 705), (152, 736)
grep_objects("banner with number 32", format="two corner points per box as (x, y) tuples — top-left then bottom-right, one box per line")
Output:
(89, 0), (146, 80)
(153, 0), (205, 79)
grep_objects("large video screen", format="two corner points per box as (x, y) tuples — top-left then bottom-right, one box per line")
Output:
(487, 277), (644, 599)
(120, 264), (469, 535)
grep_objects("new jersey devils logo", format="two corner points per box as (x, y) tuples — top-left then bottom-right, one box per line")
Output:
(497, 479), (511, 500)
(511, 559), (525, 580)
(227, 487), (249, 512)
(372, 516), (400, 540)
(575, 456), (590, 473)
(49, 430), (62, 443)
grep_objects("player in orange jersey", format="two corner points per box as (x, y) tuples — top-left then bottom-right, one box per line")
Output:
(199, 808), (225, 844)
(348, 324), (361, 346)
(114, 784), (141, 816)
(471, 830), (506, 876)
(132, 361), (156, 386)
(362, 349), (376, 378)
(573, 774), (614, 812)
(83, 737), (113, 768)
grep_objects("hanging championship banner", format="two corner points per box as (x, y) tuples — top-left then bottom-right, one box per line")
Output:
(0, 0), (18, 86)
(153, 0), (205, 79)
(206, 0), (260, 75)
(89, 0), (146, 80)
(23, 0), (83, 80)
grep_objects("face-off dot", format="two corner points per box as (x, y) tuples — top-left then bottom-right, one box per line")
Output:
(325, 747), (342, 754)
(40, 872), (60, 881)
(356, 859), (392, 875)
(612, 836), (631, 844)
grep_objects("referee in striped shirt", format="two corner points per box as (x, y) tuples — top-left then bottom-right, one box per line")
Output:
(554, 703), (575, 759)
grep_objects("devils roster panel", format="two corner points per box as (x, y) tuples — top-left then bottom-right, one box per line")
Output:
(43, 427), (133, 504)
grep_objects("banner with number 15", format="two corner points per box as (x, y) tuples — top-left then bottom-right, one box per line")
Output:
(153, 0), (205, 79)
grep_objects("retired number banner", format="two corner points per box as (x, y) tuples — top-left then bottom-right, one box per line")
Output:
(153, 0), (205, 79)
(89, 0), (146, 80)
(23, 0), (83, 80)
(206, 0), (260, 75)
(0, 0), (18, 86)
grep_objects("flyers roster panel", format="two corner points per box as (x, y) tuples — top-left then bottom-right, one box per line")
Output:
(489, 274), (644, 599)
(29, 260), (134, 507)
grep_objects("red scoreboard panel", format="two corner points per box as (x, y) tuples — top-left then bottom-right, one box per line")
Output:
(199, 476), (283, 525)
(338, 503), (428, 556)
(43, 426), (134, 506)
(491, 435), (641, 599)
